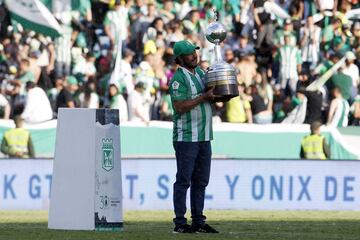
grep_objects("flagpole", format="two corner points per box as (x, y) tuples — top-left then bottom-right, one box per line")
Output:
(306, 56), (346, 91)
(109, 33), (123, 86)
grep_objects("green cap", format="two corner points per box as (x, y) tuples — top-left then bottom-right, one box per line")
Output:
(66, 75), (78, 85)
(173, 40), (200, 58)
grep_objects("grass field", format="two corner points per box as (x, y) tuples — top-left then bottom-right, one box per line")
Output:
(1, 210), (360, 240)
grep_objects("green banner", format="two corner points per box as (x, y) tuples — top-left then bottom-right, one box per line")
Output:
(0, 121), (357, 160)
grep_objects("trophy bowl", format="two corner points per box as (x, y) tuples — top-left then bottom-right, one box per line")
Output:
(205, 62), (238, 102)
(205, 22), (227, 44)
(204, 21), (239, 102)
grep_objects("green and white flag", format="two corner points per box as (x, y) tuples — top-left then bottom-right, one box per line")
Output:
(306, 56), (346, 92)
(5, 0), (61, 38)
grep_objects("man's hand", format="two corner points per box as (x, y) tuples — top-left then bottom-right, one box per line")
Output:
(173, 87), (219, 114)
(203, 87), (216, 101)
(202, 86), (223, 102)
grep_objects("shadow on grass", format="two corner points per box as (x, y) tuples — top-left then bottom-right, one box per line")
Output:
(1, 219), (360, 240)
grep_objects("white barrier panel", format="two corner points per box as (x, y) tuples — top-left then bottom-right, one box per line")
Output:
(48, 108), (123, 231)
(0, 159), (359, 210)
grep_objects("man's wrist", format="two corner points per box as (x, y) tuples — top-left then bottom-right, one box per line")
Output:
(198, 94), (205, 103)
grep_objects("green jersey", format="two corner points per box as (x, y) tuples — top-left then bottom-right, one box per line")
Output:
(169, 66), (213, 142)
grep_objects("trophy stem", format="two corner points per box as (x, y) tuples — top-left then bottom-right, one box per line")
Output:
(214, 44), (223, 62)
(205, 20), (239, 102)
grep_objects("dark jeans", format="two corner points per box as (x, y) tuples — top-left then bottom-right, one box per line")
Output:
(256, 23), (274, 49)
(173, 141), (212, 226)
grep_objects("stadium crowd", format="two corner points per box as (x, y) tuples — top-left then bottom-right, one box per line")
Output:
(0, 0), (360, 127)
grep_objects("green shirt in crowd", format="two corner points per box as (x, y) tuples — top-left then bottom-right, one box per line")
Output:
(18, 71), (35, 84)
(329, 73), (353, 100)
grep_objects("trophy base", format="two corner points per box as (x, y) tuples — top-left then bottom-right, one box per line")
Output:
(207, 84), (239, 102)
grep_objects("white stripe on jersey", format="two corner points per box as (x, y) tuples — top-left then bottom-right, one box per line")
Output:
(181, 67), (199, 141)
(331, 98), (350, 127)
(177, 116), (184, 141)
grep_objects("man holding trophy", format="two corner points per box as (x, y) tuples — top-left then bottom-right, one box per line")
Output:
(169, 14), (238, 234)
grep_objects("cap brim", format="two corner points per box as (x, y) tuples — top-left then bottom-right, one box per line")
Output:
(181, 46), (200, 56)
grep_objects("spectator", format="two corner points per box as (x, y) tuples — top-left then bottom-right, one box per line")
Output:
(166, 19), (184, 44)
(327, 87), (350, 128)
(239, 0), (254, 37)
(224, 48), (236, 65)
(255, 70), (273, 112)
(321, 18), (342, 52)
(248, 84), (272, 124)
(28, 50), (42, 83)
(78, 79), (99, 109)
(328, 67), (353, 101)
(236, 52), (257, 87)
(72, 52), (97, 82)
(109, 48), (135, 95)
(21, 81), (53, 123)
(1, 115), (35, 158)
(183, 10), (203, 37)
(274, 33), (302, 97)
(174, 0), (192, 20)
(137, 2), (158, 46)
(48, 75), (64, 112)
(142, 17), (166, 46)
(300, 15), (321, 71)
(158, 93), (173, 121)
(300, 121), (330, 159)
(225, 83), (252, 123)
(103, 0), (129, 52)
(233, 34), (254, 58)
(0, 0), (359, 130)
(55, 76), (78, 113)
(282, 87), (308, 124)
(0, 91), (10, 119)
(274, 19), (297, 48)
(107, 83), (128, 122)
(127, 81), (149, 123)
(158, 0), (175, 24)
(253, 0), (274, 49)
(54, 14), (72, 78)
(134, 60), (156, 118)
(16, 58), (35, 91)
(298, 70), (323, 124)
(350, 95), (360, 126)
(342, 51), (359, 99)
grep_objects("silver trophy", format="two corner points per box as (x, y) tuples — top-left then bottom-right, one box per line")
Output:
(204, 12), (239, 102)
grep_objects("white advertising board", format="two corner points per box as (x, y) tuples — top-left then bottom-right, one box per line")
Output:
(48, 108), (122, 231)
(0, 159), (359, 211)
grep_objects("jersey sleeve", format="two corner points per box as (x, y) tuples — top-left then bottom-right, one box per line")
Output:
(243, 100), (251, 110)
(103, 12), (111, 26)
(169, 73), (188, 101)
(296, 48), (302, 64)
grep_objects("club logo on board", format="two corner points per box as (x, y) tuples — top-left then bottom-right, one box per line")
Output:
(102, 138), (114, 171)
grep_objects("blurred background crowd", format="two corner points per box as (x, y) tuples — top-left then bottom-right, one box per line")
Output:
(0, 0), (360, 127)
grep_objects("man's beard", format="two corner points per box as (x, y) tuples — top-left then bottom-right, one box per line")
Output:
(183, 60), (198, 69)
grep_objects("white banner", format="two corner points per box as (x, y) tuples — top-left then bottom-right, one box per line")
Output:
(5, 0), (61, 38)
(0, 159), (359, 210)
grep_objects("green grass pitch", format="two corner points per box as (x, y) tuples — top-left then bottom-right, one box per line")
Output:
(1, 210), (360, 240)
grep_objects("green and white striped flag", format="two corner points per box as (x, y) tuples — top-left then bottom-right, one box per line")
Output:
(5, 0), (61, 38)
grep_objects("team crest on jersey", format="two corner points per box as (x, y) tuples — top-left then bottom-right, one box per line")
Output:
(172, 81), (180, 90)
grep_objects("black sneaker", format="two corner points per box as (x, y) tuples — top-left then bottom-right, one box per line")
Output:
(173, 224), (195, 233)
(192, 224), (219, 233)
